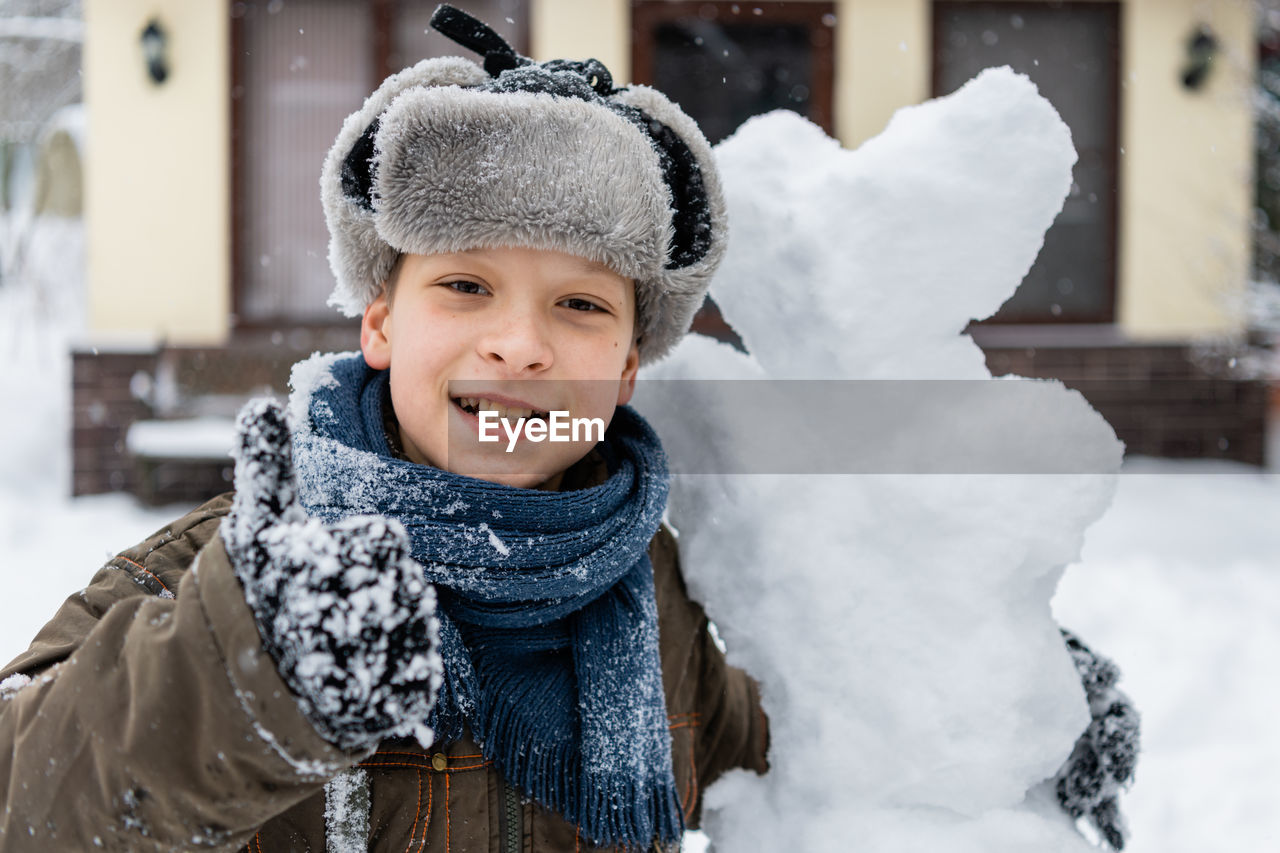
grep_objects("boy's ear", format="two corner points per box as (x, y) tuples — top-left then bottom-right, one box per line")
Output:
(361, 294), (392, 370)
(615, 340), (641, 406)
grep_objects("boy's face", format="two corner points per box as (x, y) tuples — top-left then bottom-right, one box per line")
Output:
(360, 246), (641, 488)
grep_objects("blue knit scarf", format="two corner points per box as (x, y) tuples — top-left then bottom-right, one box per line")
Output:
(288, 352), (683, 846)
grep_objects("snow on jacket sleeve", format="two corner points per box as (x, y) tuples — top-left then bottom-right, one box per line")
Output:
(0, 494), (366, 852)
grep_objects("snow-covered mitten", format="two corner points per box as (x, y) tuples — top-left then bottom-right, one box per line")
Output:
(221, 398), (442, 750)
(1052, 629), (1141, 850)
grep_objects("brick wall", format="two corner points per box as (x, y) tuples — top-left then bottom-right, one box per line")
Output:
(72, 327), (1270, 504)
(981, 340), (1269, 467)
(72, 327), (357, 504)
(72, 348), (158, 496)
(691, 309), (1271, 468)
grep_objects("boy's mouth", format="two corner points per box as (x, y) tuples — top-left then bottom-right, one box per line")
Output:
(453, 396), (550, 424)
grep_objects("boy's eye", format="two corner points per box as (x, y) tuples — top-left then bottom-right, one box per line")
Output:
(561, 297), (604, 313)
(444, 279), (488, 296)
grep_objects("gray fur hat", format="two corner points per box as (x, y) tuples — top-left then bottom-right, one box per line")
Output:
(321, 4), (727, 365)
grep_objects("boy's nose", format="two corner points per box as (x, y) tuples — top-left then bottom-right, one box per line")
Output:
(478, 312), (554, 374)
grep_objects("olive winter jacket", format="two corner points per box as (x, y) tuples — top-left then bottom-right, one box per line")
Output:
(0, 493), (768, 852)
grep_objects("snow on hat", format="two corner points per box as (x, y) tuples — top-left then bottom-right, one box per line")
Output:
(321, 4), (727, 365)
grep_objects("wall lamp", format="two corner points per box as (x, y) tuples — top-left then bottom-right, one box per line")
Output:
(1181, 25), (1218, 91)
(140, 19), (169, 85)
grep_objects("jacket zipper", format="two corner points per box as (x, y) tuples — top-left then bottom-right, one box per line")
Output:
(503, 781), (521, 853)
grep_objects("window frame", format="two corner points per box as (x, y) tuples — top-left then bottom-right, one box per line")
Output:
(932, 0), (1122, 326)
(630, 0), (837, 139)
(228, 0), (529, 334)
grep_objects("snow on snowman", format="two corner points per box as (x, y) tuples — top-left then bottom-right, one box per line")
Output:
(636, 67), (1139, 851)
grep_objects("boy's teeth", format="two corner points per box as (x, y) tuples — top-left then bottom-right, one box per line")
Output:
(473, 399), (536, 420)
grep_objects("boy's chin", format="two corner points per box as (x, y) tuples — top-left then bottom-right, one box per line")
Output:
(444, 445), (589, 490)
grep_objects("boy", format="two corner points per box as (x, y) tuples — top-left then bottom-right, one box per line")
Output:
(0, 6), (767, 851)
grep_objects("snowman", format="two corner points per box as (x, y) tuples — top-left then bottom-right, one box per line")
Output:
(636, 67), (1139, 852)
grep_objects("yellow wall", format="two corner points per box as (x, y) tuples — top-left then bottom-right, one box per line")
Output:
(84, 0), (229, 344)
(837, 0), (930, 147)
(531, 0), (630, 80)
(1119, 0), (1254, 338)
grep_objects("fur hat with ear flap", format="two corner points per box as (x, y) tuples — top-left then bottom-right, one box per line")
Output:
(321, 3), (727, 365)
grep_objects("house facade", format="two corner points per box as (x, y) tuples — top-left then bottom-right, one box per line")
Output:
(73, 0), (1267, 499)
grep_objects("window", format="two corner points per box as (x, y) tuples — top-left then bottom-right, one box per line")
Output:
(934, 2), (1121, 323)
(631, 1), (836, 145)
(231, 0), (527, 327)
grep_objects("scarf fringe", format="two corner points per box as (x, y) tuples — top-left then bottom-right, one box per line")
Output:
(475, 686), (686, 847)
(428, 622), (684, 845)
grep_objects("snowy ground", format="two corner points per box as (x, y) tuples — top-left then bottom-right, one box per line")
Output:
(1053, 457), (1280, 853)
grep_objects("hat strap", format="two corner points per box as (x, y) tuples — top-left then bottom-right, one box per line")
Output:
(430, 3), (529, 76)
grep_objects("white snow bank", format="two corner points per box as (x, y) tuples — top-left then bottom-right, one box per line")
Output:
(1054, 458), (1280, 853)
(639, 67), (1121, 850)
